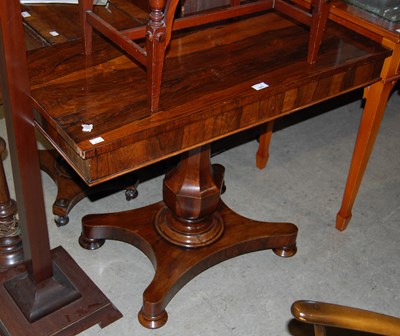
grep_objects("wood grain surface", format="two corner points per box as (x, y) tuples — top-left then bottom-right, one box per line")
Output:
(29, 11), (390, 184)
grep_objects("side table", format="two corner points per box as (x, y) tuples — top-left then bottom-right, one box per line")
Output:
(257, 0), (400, 231)
(328, 0), (400, 230)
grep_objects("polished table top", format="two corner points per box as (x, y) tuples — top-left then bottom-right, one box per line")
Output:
(28, 10), (390, 185)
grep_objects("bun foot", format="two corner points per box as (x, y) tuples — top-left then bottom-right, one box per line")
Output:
(125, 188), (139, 201)
(79, 234), (105, 250)
(273, 245), (297, 257)
(138, 309), (168, 329)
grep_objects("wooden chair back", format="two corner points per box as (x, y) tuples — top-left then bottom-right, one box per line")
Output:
(291, 300), (400, 335)
(79, 0), (330, 111)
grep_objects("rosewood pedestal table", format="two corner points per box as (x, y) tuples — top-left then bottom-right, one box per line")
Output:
(26, 10), (389, 329)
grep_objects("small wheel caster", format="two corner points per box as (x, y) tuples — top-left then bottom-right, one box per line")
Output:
(55, 215), (69, 226)
(221, 181), (226, 194)
(125, 188), (138, 201)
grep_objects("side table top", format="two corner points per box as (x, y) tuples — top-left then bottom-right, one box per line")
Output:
(29, 11), (390, 185)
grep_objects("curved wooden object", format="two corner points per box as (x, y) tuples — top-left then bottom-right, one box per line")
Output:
(80, 145), (298, 328)
(291, 300), (400, 336)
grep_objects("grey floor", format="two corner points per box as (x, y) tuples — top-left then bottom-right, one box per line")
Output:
(1, 88), (399, 335)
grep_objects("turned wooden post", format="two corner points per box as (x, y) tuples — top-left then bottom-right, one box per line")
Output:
(155, 145), (225, 248)
(0, 137), (24, 270)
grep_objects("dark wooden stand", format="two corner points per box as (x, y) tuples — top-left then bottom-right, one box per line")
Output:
(0, 1), (122, 334)
(79, 145), (298, 329)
